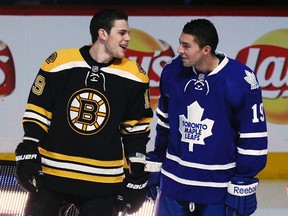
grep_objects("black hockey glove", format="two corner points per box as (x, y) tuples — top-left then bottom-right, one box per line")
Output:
(15, 141), (42, 193)
(117, 172), (149, 214)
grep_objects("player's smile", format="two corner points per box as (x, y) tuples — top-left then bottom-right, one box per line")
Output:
(120, 43), (128, 53)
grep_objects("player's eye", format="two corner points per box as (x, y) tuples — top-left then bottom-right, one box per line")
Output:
(182, 44), (190, 49)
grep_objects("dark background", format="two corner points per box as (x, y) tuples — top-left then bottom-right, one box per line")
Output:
(0, 0), (287, 6)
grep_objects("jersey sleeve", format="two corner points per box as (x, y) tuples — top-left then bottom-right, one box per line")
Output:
(21, 50), (67, 143)
(152, 57), (181, 160)
(229, 66), (268, 178)
(22, 69), (54, 143)
(120, 62), (153, 156)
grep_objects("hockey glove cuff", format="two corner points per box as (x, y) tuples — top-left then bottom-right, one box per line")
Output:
(15, 141), (42, 193)
(225, 177), (258, 216)
(127, 152), (146, 177)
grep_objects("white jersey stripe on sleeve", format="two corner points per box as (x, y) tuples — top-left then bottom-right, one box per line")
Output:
(237, 147), (268, 156)
(239, 132), (268, 138)
(156, 107), (168, 119)
(157, 119), (170, 129)
(23, 111), (51, 127)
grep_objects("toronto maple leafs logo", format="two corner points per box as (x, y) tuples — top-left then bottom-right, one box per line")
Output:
(179, 102), (214, 152)
(244, 70), (259, 90)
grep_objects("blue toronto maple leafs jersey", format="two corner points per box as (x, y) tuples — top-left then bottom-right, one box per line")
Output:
(155, 53), (268, 204)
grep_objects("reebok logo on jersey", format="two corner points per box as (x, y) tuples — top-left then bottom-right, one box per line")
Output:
(179, 101), (214, 152)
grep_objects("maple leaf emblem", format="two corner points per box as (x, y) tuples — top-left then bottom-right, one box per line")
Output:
(244, 70), (259, 90)
(179, 102), (214, 152)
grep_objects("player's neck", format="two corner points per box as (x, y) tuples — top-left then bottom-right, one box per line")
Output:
(195, 55), (219, 74)
(89, 43), (114, 64)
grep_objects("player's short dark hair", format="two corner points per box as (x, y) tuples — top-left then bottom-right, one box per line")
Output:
(183, 19), (219, 54)
(90, 9), (128, 43)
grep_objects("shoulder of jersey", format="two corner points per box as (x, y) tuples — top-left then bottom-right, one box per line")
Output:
(165, 55), (182, 68)
(107, 57), (149, 83)
(40, 48), (88, 73)
(161, 55), (184, 77)
(225, 58), (260, 91)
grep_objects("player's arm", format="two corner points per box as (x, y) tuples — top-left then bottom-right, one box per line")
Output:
(120, 80), (153, 176)
(15, 64), (54, 192)
(145, 68), (171, 199)
(234, 86), (268, 177)
(118, 72), (153, 214)
(226, 69), (268, 216)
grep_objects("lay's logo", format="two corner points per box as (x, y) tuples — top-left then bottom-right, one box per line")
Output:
(126, 28), (175, 110)
(236, 29), (288, 124)
(0, 40), (15, 97)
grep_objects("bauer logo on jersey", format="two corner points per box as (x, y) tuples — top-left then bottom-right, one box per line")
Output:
(179, 101), (214, 152)
(67, 88), (110, 135)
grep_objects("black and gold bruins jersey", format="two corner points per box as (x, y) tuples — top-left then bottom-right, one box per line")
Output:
(21, 46), (153, 196)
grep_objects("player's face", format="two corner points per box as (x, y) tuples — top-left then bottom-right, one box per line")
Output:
(177, 33), (205, 67)
(105, 20), (130, 59)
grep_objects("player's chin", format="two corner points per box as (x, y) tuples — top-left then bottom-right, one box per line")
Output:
(115, 50), (126, 59)
(182, 60), (191, 67)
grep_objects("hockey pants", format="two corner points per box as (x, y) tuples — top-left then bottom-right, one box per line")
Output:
(24, 186), (119, 216)
(154, 190), (226, 216)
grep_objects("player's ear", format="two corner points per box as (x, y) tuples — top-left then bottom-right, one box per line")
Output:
(98, 28), (108, 40)
(202, 45), (211, 55)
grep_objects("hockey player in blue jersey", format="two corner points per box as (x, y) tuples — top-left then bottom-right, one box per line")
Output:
(146, 19), (268, 216)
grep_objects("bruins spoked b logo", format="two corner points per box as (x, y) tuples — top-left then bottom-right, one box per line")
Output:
(67, 88), (110, 135)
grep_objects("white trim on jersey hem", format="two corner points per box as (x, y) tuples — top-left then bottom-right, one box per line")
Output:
(166, 152), (236, 170)
(41, 157), (123, 175)
(161, 168), (229, 188)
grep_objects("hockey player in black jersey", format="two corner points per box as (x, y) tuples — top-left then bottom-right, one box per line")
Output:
(146, 19), (268, 216)
(15, 9), (153, 216)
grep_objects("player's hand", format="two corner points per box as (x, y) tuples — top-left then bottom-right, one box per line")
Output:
(225, 177), (259, 216)
(117, 172), (148, 214)
(15, 141), (42, 193)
